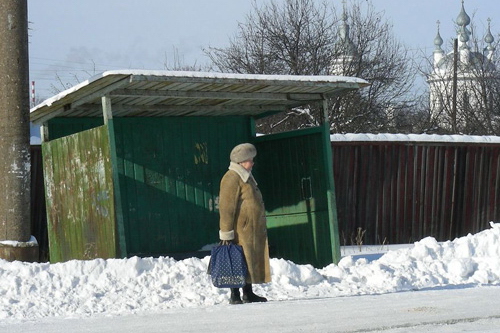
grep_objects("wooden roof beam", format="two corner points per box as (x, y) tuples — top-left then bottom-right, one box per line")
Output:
(109, 88), (324, 102)
(106, 103), (287, 116)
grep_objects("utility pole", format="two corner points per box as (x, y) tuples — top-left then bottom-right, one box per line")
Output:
(452, 38), (458, 133)
(0, 0), (38, 261)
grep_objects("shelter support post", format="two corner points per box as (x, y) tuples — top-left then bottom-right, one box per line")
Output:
(101, 96), (127, 257)
(323, 97), (329, 126)
(40, 123), (49, 143)
(102, 95), (113, 124)
(321, 98), (341, 264)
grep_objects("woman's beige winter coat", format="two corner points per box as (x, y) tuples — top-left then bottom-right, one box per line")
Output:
(218, 162), (271, 284)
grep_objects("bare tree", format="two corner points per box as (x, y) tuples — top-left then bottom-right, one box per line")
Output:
(206, 0), (335, 76)
(49, 60), (98, 95)
(163, 46), (205, 72)
(204, 0), (417, 134)
(329, 1), (416, 133)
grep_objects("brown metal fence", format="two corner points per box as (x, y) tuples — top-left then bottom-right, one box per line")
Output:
(332, 138), (500, 246)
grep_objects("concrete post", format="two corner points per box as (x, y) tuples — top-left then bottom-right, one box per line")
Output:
(0, 0), (38, 261)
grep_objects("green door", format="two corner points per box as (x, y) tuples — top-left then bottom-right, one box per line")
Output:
(253, 126), (340, 267)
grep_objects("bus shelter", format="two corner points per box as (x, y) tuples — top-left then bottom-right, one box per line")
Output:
(30, 70), (368, 267)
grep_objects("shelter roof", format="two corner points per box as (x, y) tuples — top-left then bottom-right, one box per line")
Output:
(30, 70), (369, 124)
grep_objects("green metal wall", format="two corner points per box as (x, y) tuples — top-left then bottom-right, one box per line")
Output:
(253, 127), (339, 267)
(42, 116), (339, 266)
(111, 117), (251, 257)
(42, 125), (117, 262)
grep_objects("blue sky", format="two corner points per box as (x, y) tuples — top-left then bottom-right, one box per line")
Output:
(28, 0), (499, 100)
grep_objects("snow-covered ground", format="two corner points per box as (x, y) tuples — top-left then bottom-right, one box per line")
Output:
(1, 222), (500, 332)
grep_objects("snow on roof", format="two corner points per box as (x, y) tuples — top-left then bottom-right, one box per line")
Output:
(330, 133), (500, 144)
(97, 69), (368, 83)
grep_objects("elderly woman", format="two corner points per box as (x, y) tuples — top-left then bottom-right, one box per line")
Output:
(218, 143), (271, 304)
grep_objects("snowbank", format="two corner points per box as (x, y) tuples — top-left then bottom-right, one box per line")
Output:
(1, 223), (499, 320)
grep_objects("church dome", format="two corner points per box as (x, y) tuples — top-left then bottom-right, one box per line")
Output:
(434, 30), (443, 50)
(456, 1), (471, 27)
(433, 1), (496, 73)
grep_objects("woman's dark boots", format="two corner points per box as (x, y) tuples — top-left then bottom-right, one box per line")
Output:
(229, 284), (267, 304)
(242, 283), (267, 303)
(229, 288), (243, 305)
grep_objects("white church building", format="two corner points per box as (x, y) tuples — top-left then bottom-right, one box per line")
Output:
(427, 1), (497, 134)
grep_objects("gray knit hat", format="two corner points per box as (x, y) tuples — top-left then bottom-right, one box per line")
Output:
(230, 143), (257, 163)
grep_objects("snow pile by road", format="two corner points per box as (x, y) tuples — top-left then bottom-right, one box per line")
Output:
(1, 223), (499, 321)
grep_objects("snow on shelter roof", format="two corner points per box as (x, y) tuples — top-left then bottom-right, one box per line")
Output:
(29, 70), (369, 124)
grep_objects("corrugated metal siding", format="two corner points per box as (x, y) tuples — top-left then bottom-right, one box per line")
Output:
(42, 125), (117, 262)
(332, 141), (500, 245)
(112, 116), (251, 256)
(254, 127), (335, 267)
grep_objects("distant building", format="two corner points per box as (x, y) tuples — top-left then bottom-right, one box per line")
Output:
(330, 1), (357, 76)
(427, 1), (497, 134)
